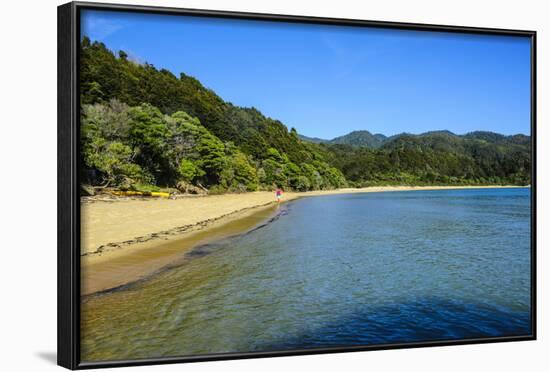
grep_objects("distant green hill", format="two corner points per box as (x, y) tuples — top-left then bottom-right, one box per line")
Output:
(326, 130), (530, 186)
(300, 130), (390, 148)
(464, 131), (531, 145)
(329, 130), (388, 148)
(79, 37), (531, 191)
(297, 134), (329, 144)
(301, 129), (529, 149)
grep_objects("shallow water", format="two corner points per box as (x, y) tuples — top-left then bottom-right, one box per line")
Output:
(81, 188), (531, 362)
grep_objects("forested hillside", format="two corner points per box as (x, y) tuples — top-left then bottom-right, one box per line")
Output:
(324, 131), (530, 186)
(330, 131), (388, 148)
(80, 37), (346, 193)
(80, 37), (531, 193)
(299, 130), (389, 147)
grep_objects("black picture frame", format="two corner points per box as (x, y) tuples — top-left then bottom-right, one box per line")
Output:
(58, 1), (537, 369)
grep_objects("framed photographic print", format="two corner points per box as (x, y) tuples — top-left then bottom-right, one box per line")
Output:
(58, 1), (536, 369)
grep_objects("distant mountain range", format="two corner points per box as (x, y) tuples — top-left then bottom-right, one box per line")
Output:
(299, 130), (530, 149)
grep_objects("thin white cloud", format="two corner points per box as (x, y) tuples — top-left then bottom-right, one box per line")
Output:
(124, 49), (146, 65)
(82, 17), (126, 41)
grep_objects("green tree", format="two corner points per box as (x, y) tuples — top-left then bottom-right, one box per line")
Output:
(178, 159), (202, 183)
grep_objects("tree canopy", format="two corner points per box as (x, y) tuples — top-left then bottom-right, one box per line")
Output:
(80, 37), (531, 192)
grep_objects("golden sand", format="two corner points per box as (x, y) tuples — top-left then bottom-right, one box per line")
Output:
(81, 185), (522, 295)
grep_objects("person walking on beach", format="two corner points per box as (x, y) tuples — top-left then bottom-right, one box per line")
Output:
(275, 188), (283, 203)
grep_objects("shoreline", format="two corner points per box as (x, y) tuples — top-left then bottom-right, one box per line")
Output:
(81, 185), (526, 296)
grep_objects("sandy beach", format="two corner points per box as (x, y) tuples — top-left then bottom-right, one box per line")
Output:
(81, 185), (523, 295)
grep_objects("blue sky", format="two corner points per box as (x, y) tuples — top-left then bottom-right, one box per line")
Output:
(81, 10), (532, 139)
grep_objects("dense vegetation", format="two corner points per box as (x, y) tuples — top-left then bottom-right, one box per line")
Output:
(80, 38), (346, 193)
(322, 131), (530, 186)
(80, 37), (531, 193)
(300, 130), (389, 148)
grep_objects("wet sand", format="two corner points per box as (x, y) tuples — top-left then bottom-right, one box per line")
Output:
(81, 203), (279, 295)
(81, 185), (523, 295)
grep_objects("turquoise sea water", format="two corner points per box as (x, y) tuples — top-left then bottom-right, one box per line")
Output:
(81, 188), (531, 361)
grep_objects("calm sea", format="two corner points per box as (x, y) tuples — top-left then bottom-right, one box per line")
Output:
(81, 188), (531, 361)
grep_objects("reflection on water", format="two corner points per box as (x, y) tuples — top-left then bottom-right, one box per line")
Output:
(81, 188), (531, 361)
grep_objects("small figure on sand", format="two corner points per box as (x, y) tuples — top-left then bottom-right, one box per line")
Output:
(275, 187), (283, 203)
